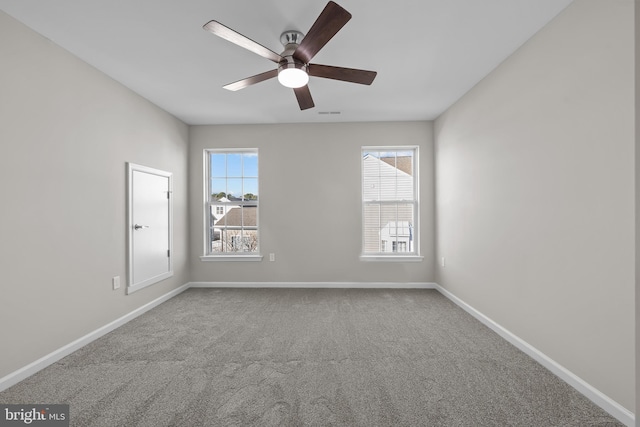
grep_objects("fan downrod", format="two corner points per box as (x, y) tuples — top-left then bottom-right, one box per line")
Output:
(280, 31), (305, 48)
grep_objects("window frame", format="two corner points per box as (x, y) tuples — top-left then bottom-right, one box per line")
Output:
(360, 146), (423, 262)
(200, 148), (262, 262)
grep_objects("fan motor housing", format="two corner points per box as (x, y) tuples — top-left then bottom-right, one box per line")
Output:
(278, 56), (308, 73)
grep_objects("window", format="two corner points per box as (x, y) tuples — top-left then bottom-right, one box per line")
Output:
(361, 147), (421, 261)
(202, 149), (260, 260)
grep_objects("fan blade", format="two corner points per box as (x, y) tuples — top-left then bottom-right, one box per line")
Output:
(293, 2), (352, 64)
(223, 69), (278, 91)
(308, 64), (377, 85)
(203, 20), (283, 63)
(294, 86), (315, 110)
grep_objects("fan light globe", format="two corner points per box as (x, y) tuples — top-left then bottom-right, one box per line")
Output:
(278, 68), (309, 88)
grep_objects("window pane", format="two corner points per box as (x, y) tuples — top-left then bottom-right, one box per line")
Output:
(210, 222), (222, 253)
(211, 178), (227, 200)
(379, 203), (414, 253)
(211, 206), (258, 253)
(378, 161), (398, 200)
(243, 153), (258, 177)
(395, 153), (413, 176)
(241, 206), (258, 251)
(363, 151), (414, 202)
(227, 153), (242, 177)
(363, 203), (381, 253)
(211, 153), (226, 177)
(363, 152), (380, 201)
(243, 178), (258, 200)
(211, 225), (226, 253)
(226, 178), (243, 200)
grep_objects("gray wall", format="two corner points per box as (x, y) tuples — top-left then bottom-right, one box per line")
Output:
(189, 122), (435, 284)
(435, 0), (635, 411)
(0, 11), (190, 379)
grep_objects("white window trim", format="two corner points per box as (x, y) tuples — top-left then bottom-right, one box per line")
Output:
(360, 145), (421, 262)
(200, 254), (263, 262)
(360, 255), (424, 262)
(202, 148), (261, 260)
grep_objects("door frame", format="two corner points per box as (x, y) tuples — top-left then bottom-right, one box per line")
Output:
(127, 162), (173, 294)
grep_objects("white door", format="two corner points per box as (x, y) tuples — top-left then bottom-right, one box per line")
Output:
(127, 163), (173, 294)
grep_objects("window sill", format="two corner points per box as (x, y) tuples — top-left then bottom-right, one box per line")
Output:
(359, 255), (424, 263)
(200, 254), (263, 262)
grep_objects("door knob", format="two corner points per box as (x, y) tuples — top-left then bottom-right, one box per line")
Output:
(134, 224), (150, 230)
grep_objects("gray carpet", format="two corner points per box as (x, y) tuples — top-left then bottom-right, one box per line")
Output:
(0, 288), (622, 426)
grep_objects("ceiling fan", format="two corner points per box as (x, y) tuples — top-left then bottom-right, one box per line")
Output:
(203, 1), (377, 111)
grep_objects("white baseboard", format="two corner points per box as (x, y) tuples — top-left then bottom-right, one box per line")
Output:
(0, 283), (191, 392)
(188, 281), (437, 289)
(434, 284), (635, 427)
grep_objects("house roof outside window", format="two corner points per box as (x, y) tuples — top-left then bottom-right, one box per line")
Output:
(216, 206), (257, 227)
(380, 156), (412, 176)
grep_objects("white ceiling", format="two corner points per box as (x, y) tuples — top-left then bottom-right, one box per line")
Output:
(0, 0), (573, 125)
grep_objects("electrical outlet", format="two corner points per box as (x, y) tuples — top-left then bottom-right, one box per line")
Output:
(112, 276), (120, 290)
(269, 253), (275, 262)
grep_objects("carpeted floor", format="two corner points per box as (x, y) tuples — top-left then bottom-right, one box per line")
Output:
(0, 288), (623, 426)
